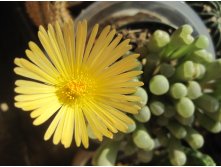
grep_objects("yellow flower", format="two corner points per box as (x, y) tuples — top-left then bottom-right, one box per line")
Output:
(14, 20), (144, 148)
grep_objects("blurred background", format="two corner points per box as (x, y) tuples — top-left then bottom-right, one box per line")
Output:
(0, 2), (93, 165)
(0, 1), (220, 165)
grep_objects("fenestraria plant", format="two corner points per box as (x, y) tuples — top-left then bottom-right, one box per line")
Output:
(14, 20), (143, 148)
(92, 25), (218, 166)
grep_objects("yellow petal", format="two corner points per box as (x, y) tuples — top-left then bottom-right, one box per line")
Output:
(38, 28), (65, 76)
(44, 107), (64, 140)
(95, 39), (131, 72)
(25, 49), (59, 79)
(15, 85), (55, 95)
(99, 99), (140, 114)
(78, 109), (89, 148)
(15, 58), (57, 84)
(93, 102), (129, 132)
(83, 24), (99, 64)
(15, 93), (55, 102)
(61, 107), (74, 148)
(88, 29), (116, 68)
(86, 101), (118, 133)
(55, 22), (71, 74)
(74, 106), (82, 147)
(96, 87), (136, 95)
(84, 105), (113, 140)
(14, 67), (49, 84)
(83, 109), (104, 141)
(15, 96), (57, 111)
(93, 34), (122, 68)
(33, 101), (61, 125)
(85, 25), (111, 66)
(28, 41), (59, 76)
(53, 106), (67, 145)
(96, 94), (141, 102)
(99, 103), (134, 125)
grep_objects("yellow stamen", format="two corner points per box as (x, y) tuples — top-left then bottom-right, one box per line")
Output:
(56, 76), (95, 105)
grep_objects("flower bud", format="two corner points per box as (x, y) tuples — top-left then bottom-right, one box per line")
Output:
(132, 125), (154, 151)
(149, 75), (169, 95)
(169, 139), (187, 166)
(176, 97), (195, 118)
(187, 81), (202, 100)
(150, 101), (165, 116)
(175, 61), (195, 81)
(134, 106), (151, 123)
(134, 87), (148, 107)
(169, 148), (187, 166)
(170, 83), (187, 99)
(194, 63), (206, 79)
(185, 127), (204, 149)
(93, 141), (119, 166)
(148, 30), (170, 53)
(126, 122), (137, 133)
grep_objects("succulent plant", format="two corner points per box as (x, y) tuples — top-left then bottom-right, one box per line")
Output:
(188, 1), (221, 57)
(91, 24), (220, 165)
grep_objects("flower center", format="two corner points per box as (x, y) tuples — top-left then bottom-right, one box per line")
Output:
(56, 79), (92, 105)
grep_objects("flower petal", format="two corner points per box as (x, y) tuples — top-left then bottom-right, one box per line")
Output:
(32, 101), (61, 125)
(44, 107), (64, 141)
(61, 107), (74, 148)
(53, 106), (67, 145)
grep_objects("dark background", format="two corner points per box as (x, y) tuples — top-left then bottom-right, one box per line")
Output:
(0, 1), (220, 165)
(0, 2), (83, 165)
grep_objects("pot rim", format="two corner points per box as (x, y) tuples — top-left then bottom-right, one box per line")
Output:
(76, 1), (215, 57)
